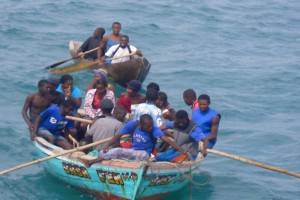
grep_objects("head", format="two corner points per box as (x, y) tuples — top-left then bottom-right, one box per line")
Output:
(100, 99), (114, 114)
(156, 91), (167, 108)
(47, 77), (59, 93)
(95, 79), (108, 96)
(113, 106), (127, 122)
(198, 94), (211, 112)
(140, 114), (154, 133)
(120, 35), (129, 48)
(93, 69), (108, 82)
(175, 110), (190, 130)
(61, 99), (76, 116)
(38, 79), (50, 95)
(183, 89), (197, 106)
(93, 27), (105, 38)
(146, 82), (160, 92)
(112, 22), (121, 35)
(60, 74), (74, 91)
(146, 88), (158, 103)
(126, 79), (141, 95)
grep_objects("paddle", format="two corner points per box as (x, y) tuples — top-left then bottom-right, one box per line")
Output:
(0, 136), (113, 176)
(207, 148), (300, 178)
(45, 47), (99, 70)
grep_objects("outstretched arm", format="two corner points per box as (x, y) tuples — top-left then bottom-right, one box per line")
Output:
(160, 135), (186, 154)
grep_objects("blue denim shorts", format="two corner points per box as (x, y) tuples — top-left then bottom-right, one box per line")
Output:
(37, 127), (67, 143)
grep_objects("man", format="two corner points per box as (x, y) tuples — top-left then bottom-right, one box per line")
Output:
(157, 110), (209, 161)
(132, 88), (162, 127)
(75, 27), (105, 61)
(79, 114), (187, 167)
(101, 35), (142, 64)
(117, 79), (146, 113)
(183, 89), (198, 110)
(97, 22), (122, 59)
(192, 94), (221, 149)
(31, 99), (77, 150)
(22, 80), (51, 131)
(83, 99), (123, 152)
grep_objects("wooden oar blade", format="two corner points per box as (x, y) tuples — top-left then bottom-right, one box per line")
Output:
(45, 58), (72, 69)
(51, 60), (99, 74)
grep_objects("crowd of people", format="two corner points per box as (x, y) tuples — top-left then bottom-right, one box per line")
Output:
(22, 22), (221, 166)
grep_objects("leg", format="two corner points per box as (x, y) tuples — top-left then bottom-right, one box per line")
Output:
(55, 136), (73, 150)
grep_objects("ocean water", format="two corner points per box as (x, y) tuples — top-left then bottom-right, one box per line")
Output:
(1, 0), (300, 199)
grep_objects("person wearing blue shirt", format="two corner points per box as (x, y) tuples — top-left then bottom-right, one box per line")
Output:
(156, 110), (209, 161)
(31, 100), (77, 150)
(192, 94), (221, 149)
(56, 74), (82, 113)
(79, 114), (187, 167)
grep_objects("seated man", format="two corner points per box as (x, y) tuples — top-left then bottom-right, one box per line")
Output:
(30, 99), (77, 150)
(75, 27), (106, 61)
(82, 99), (123, 152)
(22, 79), (51, 131)
(157, 110), (208, 162)
(101, 35), (142, 64)
(79, 114), (187, 167)
(47, 77), (64, 106)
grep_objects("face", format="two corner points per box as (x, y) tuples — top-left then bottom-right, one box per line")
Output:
(198, 99), (210, 112)
(183, 96), (192, 106)
(120, 37), (129, 48)
(39, 84), (50, 95)
(126, 88), (136, 96)
(94, 73), (101, 81)
(112, 24), (121, 35)
(48, 83), (57, 93)
(61, 106), (73, 116)
(140, 119), (153, 133)
(155, 99), (164, 108)
(176, 118), (189, 130)
(62, 80), (73, 90)
(95, 84), (107, 95)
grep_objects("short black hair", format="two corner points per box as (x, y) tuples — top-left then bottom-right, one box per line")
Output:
(121, 35), (129, 40)
(60, 74), (73, 84)
(198, 94), (210, 103)
(140, 114), (153, 124)
(175, 110), (189, 120)
(112, 22), (121, 28)
(146, 82), (160, 92)
(183, 89), (196, 99)
(38, 79), (48, 88)
(62, 99), (76, 110)
(157, 91), (167, 104)
(146, 88), (158, 101)
(95, 78), (108, 87)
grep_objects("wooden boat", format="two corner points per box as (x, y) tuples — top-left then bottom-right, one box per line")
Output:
(51, 41), (151, 88)
(34, 137), (204, 200)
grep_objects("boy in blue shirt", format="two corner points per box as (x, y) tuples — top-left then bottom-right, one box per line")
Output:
(31, 100), (76, 150)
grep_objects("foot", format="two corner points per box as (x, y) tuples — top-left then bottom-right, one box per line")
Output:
(78, 157), (92, 168)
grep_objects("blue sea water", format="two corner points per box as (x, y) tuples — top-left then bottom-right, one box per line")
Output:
(0, 0), (300, 199)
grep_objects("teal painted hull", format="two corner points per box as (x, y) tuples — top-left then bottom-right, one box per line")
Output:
(34, 137), (204, 200)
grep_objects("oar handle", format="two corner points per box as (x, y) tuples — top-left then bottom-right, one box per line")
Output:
(66, 115), (92, 124)
(207, 149), (300, 179)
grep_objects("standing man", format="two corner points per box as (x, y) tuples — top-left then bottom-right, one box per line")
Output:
(157, 110), (209, 161)
(75, 27), (106, 61)
(22, 80), (51, 131)
(192, 94), (221, 149)
(97, 22), (122, 59)
(101, 35), (142, 64)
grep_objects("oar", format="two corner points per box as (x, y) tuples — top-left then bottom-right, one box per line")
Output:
(0, 136), (113, 176)
(45, 47), (99, 69)
(207, 148), (300, 179)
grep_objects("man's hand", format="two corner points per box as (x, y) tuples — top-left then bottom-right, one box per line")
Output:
(135, 50), (143, 57)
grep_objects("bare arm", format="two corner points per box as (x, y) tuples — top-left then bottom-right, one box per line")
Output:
(103, 133), (122, 152)
(31, 115), (41, 140)
(21, 94), (34, 129)
(205, 115), (220, 141)
(97, 36), (108, 60)
(200, 138), (209, 157)
(135, 50), (143, 57)
(160, 135), (186, 154)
